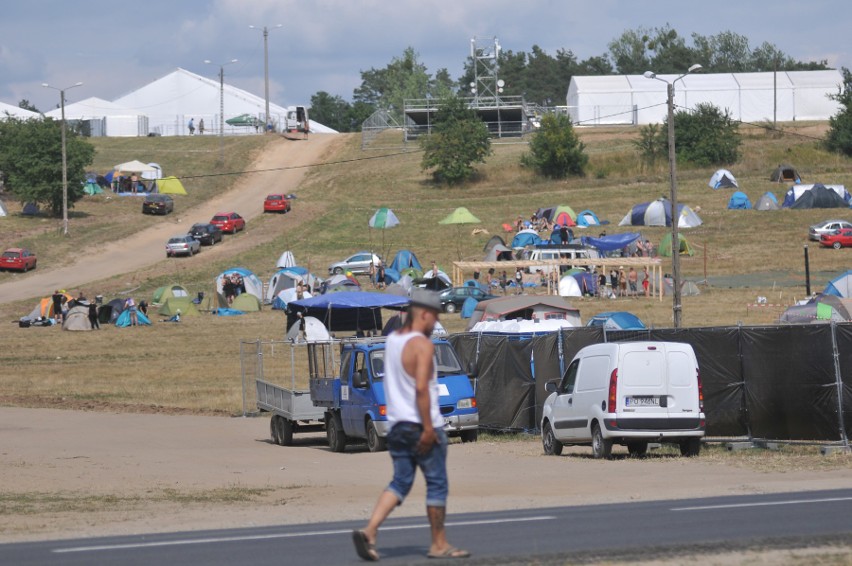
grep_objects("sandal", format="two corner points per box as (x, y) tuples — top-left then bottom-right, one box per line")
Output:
(427, 546), (471, 559)
(352, 529), (380, 561)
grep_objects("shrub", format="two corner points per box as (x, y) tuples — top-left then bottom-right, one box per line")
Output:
(521, 113), (588, 178)
(420, 96), (492, 185)
(663, 102), (741, 166)
(825, 68), (852, 156)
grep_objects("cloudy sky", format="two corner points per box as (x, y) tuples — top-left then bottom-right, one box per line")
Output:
(2, 0), (849, 112)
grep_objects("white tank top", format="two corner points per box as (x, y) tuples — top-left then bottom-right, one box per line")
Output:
(385, 331), (443, 429)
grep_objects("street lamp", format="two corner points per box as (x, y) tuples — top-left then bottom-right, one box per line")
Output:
(42, 81), (83, 236)
(249, 24), (282, 132)
(204, 58), (238, 164)
(644, 63), (702, 328)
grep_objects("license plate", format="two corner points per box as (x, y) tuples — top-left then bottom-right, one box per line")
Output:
(625, 396), (659, 406)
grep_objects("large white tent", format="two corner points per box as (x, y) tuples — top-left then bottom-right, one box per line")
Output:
(112, 68), (335, 136)
(0, 101), (39, 120)
(44, 97), (148, 137)
(567, 70), (844, 126)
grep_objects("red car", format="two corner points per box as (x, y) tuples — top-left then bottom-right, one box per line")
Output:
(820, 228), (852, 249)
(210, 212), (246, 234)
(1, 248), (37, 272)
(263, 194), (291, 213)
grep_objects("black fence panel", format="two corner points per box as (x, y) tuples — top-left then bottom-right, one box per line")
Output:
(741, 326), (839, 440)
(833, 324), (852, 441)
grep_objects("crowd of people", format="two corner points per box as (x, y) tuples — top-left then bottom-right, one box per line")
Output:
(222, 273), (247, 306)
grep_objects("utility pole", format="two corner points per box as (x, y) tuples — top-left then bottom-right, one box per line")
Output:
(42, 81), (83, 236)
(250, 24), (282, 131)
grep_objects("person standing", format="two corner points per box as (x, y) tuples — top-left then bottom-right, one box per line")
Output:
(642, 266), (651, 297)
(125, 297), (138, 326)
(130, 173), (138, 195)
(198, 118), (205, 135)
(87, 300), (100, 330)
(376, 262), (386, 290)
(627, 267), (638, 297)
(51, 290), (65, 324)
(618, 267), (628, 298)
(188, 118), (195, 135)
(352, 289), (470, 561)
(514, 267), (524, 294)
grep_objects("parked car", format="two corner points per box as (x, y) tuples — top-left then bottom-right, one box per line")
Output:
(1, 248), (37, 272)
(541, 341), (704, 459)
(820, 228), (852, 249)
(263, 194), (292, 213)
(142, 194), (174, 215)
(188, 223), (223, 246)
(809, 219), (852, 241)
(328, 252), (381, 275)
(439, 286), (497, 313)
(210, 212), (245, 234)
(165, 235), (200, 257)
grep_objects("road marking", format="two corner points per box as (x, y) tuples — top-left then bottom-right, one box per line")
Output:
(53, 515), (554, 554)
(672, 496), (852, 511)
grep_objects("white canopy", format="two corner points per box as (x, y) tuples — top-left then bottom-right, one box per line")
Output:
(0, 101), (39, 119)
(114, 160), (158, 174)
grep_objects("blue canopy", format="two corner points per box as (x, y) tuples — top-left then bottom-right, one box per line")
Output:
(286, 291), (410, 332)
(581, 232), (641, 252)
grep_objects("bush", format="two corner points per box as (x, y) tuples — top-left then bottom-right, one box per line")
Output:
(825, 68), (852, 157)
(633, 123), (666, 169)
(420, 96), (492, 185)
(521, 113), (588, 178)
(664, 102), (741, 166)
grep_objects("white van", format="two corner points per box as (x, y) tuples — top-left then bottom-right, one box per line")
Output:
(541, 341), (704, 459)
(522, 246), (599, 274)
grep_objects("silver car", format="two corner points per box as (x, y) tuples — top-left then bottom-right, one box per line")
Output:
(809, 220), (852, 241)
(328, 252), (381, 275)
(166, 235), (200, 257)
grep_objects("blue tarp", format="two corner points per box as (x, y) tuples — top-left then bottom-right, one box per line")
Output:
(286, 291), (410, 332)
(581, 232), (641, 252)
(511, 231), (543, 248)
(212, 308), (245, 316)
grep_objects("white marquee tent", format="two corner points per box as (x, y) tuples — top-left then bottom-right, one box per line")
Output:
(44, 97), (148, 137)
(112, 68), (335, 136)
(567, 70), (844, 126)
(0, 101), (39, 120)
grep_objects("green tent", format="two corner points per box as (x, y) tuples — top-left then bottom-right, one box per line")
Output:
(657, 233), (695, 257)
(231, 294), (262, 312)
(153, 284), (190, 305)
(159, 297), (199, 316)
(157, 176), (187, 195)
(225, 113), (261, 127)
(83, 181), (103, 195)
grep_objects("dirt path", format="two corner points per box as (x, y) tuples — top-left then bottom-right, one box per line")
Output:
(1, 408), (850, 543)
(0, 135), (337, 304)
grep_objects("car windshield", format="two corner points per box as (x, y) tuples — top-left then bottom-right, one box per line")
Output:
(370, 351), (385, 381)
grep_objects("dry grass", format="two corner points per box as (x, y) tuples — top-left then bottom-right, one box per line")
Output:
(1, 123), (851, 414)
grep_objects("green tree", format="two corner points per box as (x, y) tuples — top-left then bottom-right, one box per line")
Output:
(825, 68), (852, 156)
(18, 99), (40, 113)
(309, 91), (353, 132)
(521, 113), (588, 178)
(632, 123), (666, 170)
(353, 47), (439, 122)
(0, 117), (94, 215)
(664, 103), (741, 166)
(420, 96), (492, 185)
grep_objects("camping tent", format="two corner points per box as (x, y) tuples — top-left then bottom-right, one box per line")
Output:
(23, 293), (74, 321)
(389, 250), (422, 272)
(101, 298), (126, 323)
(322, 273), (361, 293)
(709, 169), (739, 189)
(232, 293), (262, 312)
(619, 199), (703, 228)
(586, 311), (647, 330)
(727, 191), (752, 210)
(662, 278), (700, 296)
(558, 275), (583, 297)
(156, 176), (187, 195)
(159, 297), (199, 316)
(272, 287), (314, 310)
(657, 233), (695, 257)
(141, 163), (163, 181)
(824, 271), (852, 298)
(576, 210), (602, 227)
(216, 268), (263, 307)
(286, 291), (410, 332)
(484, 244), (513, 262)
(552, 205), (577, 227)
(116, 309), (152, 326)
(276, 251), (297, 269)
(755, 192), (780, 211)
(770, 164), (801, 183)
(783, 184), (850, 209)
(511, 229), (543, 248)
(780, 295), (852, 324)
(483, 235), (507, 253)
(83, 181), (104, 195)
(62, 305), (93, 331)
(266, 269), (308, 303)
(152, 284), (190, 305)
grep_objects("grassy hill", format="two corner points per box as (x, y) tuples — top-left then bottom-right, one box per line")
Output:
(1, 124), (851, 414)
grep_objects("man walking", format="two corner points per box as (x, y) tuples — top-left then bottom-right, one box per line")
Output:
(352, 289), (470, 561)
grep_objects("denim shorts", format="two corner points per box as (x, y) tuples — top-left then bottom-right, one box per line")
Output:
(385, 422), (448, 507)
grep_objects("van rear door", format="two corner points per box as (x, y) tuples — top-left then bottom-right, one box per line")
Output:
(617, 345), (668, 423)
(664, 345), (700, 419)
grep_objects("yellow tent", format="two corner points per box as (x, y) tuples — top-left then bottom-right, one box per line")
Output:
(158, 176), (187, 195)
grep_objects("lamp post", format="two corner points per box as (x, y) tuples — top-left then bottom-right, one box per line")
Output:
(204, 58), (238, 164)
(643, 64), (702, 328)
(42, 81), (83, 236)
(249, 24), (282, 132)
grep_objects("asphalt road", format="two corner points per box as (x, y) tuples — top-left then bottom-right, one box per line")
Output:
(4, 489), (852, 565)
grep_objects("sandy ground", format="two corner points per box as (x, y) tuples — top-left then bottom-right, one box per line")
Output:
(1, 407), (851, 544)
(0, 134), (338, 304)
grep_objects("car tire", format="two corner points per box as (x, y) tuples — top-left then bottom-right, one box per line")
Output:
(679, 438), (701, 457)
(278, 418), (294, 446)
(23, 263), (28, 273)
(460, 429), (478, 443)
(270, 415), (282, 445)
(542, 421), (563, 456)
(591, 423), (612, 460)
(327, 412), (346, 453)
(366, 420), (386, 452)
(627, 441), (648, 457)
(834, 242), (842, 249)
(444, 303), (457, 314)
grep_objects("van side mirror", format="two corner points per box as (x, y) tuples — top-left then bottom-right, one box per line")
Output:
(467, 361), (478, 378)
(352, 370), (368, 389)
(545, 380), (559, 393)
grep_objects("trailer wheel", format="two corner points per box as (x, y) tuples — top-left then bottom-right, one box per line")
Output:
(278, 418), (294, 446)
(366, 420), (387, 452)
(327, 413), (346, 452)
(270, 415), (282, 445)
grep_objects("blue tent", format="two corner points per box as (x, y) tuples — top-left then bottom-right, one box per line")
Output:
(576, 209), (602, 227)
(572, 272), (598, 296)
(580, 232), (641, 252)
(511, 230), (542, 248)
(389, 250), (422, 272)
(619, 199), (703, 228)
(824, 271), (852, 298)
(286, 291), (410, 332)
(727, 191), (752, 209)
(115, 309), (152, 327)
(586, 311), (646, 330)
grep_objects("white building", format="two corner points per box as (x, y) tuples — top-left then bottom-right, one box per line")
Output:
(44, 97), (148, 137)
(567, 69), (844, 126)
(0, 100), (39, 120)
